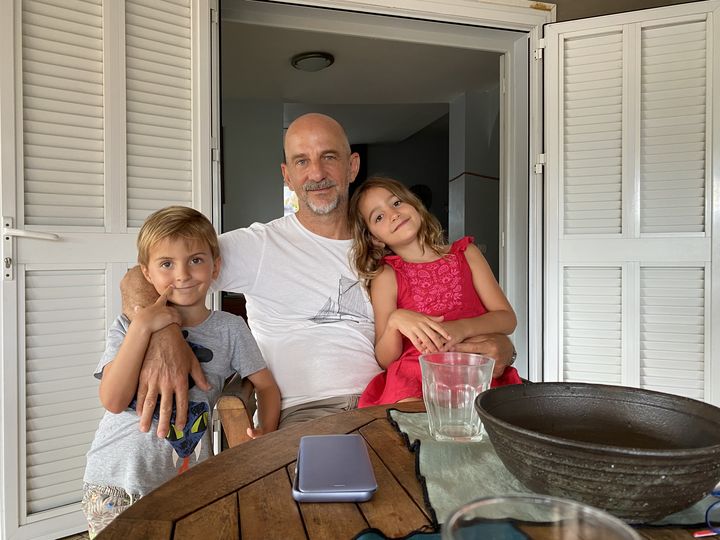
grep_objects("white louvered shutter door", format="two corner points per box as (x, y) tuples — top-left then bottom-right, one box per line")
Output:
(562, 31), (623, 236)
(126, 0), (193, 227)
(20, 0), (109, 522)
(22, 0), (105, 227)
(563, 267), (623, 384)
(545, 3), (717, 405)
(640, 21), (706, 234)
(1, 0), (212, 537)
(639, 267), (705, 399)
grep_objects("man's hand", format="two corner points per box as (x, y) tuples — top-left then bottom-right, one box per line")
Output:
(451, 334), (514, 378)
(136, 325), (210, 437)
(121, 266), (210, 437)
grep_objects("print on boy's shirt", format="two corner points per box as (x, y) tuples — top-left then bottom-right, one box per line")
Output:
(310, 276), (370, 324)
(129, 332), (213, 474)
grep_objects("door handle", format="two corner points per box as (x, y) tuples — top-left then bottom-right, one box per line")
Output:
(2, 216), (61, 281)
(2, 225), (60, 241)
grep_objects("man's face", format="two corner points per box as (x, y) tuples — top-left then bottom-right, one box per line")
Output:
(281, 120), (359, 216)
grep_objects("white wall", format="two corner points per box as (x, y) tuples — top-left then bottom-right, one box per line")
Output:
(448, 87), (500, 276)
(221, 99), (284, 231)
(365, 114), (449, 230)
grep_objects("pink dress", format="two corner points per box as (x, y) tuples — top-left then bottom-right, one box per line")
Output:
(358, 236), (521, 408)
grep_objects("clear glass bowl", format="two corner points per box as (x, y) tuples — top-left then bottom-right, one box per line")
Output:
(442, 495), (640, 540)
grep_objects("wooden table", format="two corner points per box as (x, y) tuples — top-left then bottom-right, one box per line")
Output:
(98, 402), (705, 539)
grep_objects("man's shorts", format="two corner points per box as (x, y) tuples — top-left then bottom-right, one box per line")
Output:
(279, 395), (360, 429)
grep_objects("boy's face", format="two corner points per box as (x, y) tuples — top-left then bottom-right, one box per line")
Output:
(141, 237), (220, 308)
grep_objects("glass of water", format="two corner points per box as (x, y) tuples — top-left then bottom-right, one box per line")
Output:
(419, 352), (494, 442)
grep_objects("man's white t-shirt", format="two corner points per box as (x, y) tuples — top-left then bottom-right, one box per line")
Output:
(215, 214), (381, 410)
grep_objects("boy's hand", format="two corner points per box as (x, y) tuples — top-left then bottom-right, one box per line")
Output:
(133, 286), (182, 333)
(246, 426), (266, 439)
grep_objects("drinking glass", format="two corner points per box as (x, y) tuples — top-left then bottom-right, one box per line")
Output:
(419, 352), (494, 442)
(442, 495), (640, 540)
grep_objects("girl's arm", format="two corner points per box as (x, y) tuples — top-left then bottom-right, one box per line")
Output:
(442, 244), (517, 346)
(100, 289), (181, 413)
(246, 368), (281, 437)
(372, 266), (450, 368)
(370, 266), (402, 368)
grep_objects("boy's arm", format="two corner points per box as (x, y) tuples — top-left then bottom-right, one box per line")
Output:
(121, 266), (210, 436)
(100, 289), (182, 412)
(245, 368), (280, 437)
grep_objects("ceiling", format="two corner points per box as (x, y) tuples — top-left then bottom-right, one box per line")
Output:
(220, 12), (502, 144)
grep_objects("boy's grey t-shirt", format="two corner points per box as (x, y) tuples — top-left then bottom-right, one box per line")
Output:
(83, 310), (266, 496)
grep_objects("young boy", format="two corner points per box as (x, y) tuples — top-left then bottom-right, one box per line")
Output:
(82, 206), (280, 538)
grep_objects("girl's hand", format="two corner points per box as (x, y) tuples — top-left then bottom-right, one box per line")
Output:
(388, 309), (451, 353)
(133, 286), (182, 333)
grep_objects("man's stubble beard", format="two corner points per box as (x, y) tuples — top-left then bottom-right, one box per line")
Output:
(301, 179), (348, 216)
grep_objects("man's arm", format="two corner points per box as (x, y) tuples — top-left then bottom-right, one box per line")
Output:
(101, 288), (181, 412)
(121, 266), (209, 436)
(452, 334), (515, 378)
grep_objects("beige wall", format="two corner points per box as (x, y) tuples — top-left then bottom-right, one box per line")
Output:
(553, 0), (703, 21)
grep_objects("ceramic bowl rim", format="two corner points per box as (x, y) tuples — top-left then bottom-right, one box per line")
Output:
(475, 382), (720, 459)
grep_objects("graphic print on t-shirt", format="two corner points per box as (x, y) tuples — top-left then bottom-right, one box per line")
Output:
(129, 334), (213, 474)
(310, 276), (369, 324)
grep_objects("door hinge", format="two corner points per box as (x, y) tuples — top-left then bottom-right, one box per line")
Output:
(211, 8), (218, 24)
(211, 136), (220, 162)
(534, 154), (546, 174)
(534, 38), (546, 60)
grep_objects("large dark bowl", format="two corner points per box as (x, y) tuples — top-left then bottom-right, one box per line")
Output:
(475, 382), (720, 523)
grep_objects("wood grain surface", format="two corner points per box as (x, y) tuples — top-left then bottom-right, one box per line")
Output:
(97, 402), (704, 539)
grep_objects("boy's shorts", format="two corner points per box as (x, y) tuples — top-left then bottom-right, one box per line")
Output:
(81, 483), (142, 539)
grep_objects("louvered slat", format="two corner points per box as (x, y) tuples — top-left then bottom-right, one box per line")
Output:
(640, 267), (704, 400)
(563, 31), (623, 235)
(22, 0), (104, 227)
(640, 21), (706, 233)
(126, 0), (192, 228)
(563, 267), (622, 383)
(25, 270), (105, 514)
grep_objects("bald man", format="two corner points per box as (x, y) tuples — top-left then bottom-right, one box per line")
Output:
(122, 113), (515, 434)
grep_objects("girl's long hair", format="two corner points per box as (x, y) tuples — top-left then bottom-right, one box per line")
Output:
(349, 176), (446, 288)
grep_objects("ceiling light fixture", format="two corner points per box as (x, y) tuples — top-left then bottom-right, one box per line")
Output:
(290, 51), (335, 72)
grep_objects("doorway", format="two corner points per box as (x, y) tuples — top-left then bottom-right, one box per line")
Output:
(218, 0), (535, 376)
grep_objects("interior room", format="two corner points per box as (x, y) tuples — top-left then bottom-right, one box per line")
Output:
(220, 8), (505, 277)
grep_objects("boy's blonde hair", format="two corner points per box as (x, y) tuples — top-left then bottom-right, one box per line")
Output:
(137, 206), (219, 266)
(349, 176), (446, 288)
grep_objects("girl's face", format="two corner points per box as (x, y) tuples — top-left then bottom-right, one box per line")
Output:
(359, 186), (421, 249)
(141, 237), (220, 308)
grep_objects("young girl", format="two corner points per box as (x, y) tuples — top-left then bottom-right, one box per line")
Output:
(350, 177), (521, 407)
